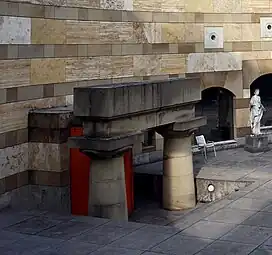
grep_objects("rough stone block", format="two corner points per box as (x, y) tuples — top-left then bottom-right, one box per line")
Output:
(31, 18), (66, 44)
(244, 135), (270, 153)
(31, 59), (65, 85)
(0, 16), (31, 44)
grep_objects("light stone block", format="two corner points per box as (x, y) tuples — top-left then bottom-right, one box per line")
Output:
(142, 23), (162, 44)
(66, 58), (100, 81)
(241, 24), (260, 41)
(161, 24), (185, 43)
(214, 52), (242, 72)
(0, 97), (67, 134)
(204, 27), (224, 49)
(224, 71), (243, 98)
(29, 142), (69, 172)
(160, 54), (186, 74)
(0, 143), (28, 179)
(0, 60), (30, 89)
(184, 0), (213, 12)
(31, 59), (66, 85)
(235, 108), (250, 128)
(0, 16), (31, 44)
(213, 0), (242, 13)
(161, 0), (184, 12)
(100, 0), (133, 10)
(260, 17), (272, 38)
(66, 20), (100, 44)
(223, 24), (242, 42)
(100, 0), (125, 10)
(184, 24), (204, 43)
(31, 18), (66, 44)
(187, 53), (242, 73)
(243, 89), (250, 98)
(133, 0), (161, 11)
(133, 55), (161, 76)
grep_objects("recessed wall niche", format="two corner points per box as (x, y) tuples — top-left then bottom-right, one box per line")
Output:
(204, 27), (224, 49)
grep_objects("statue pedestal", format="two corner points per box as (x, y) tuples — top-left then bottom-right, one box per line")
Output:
(244, 134), (270, 153)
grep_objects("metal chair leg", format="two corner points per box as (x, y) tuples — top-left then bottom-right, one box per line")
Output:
(204, 147), (207, 160)
(213, 146), (217, 157)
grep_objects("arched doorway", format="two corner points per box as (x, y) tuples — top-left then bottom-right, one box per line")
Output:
(195, 87), (234, 142)
(250, 74), (272, 126)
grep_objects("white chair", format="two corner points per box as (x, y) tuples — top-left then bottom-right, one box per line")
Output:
(195, 135), (216, 160)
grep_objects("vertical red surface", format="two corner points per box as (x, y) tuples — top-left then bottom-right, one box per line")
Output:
(124, 149), (134, 216)
(70, 127), (90, 216)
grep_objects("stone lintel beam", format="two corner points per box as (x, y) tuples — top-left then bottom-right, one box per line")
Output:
(157, 117), (207, 138)
(68, 131), (143, 159)
(74, 78), (201, 118)
(83, 104), (196, 136)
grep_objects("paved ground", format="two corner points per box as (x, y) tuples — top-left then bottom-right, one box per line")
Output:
(1, 148), (272, 254)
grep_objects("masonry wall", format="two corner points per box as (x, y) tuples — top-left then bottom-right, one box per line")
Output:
(1, 0), (272, 206)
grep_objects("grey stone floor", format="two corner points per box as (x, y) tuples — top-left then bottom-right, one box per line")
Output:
(1, 148), (272, 254)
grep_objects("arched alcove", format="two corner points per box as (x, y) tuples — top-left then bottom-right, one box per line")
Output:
(195, 87), (235, 142)
(250, 74), (272, 126)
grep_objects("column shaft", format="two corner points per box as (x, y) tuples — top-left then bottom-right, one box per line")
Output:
(89, 156), (128, 220)
(163, 135), (196, 210)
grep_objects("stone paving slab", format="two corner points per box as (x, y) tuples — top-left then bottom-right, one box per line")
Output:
(1, 148), (272, 254)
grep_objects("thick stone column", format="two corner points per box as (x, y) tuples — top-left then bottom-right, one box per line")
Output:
(162, 133), (196, 210)
(89, 155), (128, 220)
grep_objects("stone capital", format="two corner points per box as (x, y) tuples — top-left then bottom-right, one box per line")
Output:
(68, 131), (143, 159)
(156, 117), (206, 138)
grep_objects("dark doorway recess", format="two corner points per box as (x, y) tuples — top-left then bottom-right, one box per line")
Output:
(195, 87), (234, 142)
(250, 74), (272, 126)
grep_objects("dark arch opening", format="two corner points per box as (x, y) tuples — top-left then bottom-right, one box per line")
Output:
(195, 87), (234, 142)
(250, 74), (272, 126)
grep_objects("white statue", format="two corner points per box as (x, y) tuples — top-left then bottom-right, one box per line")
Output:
(249, 89), (265, 136)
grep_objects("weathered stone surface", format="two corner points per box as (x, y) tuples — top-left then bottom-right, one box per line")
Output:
(73, 78), (201, 118)
(0, 16), (31, 44)
(244, 135), (270, 153)
(0, 143), (28, 179)
(0, 60), (30, 89)
(187, 53), (242, 73)
(66, 21), (100, 44)
(31, 59), (66, 85)
(28, 142), (69, 172)
(0, 97), (67, 134)
(31, 18), (66, 44)
(66, 58), (100, 82)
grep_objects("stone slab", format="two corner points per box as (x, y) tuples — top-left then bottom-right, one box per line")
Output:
(244, 135), (270, 153)
(0, 16), (31, 44)
(73, 78), (201, 118)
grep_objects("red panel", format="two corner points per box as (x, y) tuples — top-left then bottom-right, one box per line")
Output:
(70, 127), (90, 216)
(124, 149), (134, 216)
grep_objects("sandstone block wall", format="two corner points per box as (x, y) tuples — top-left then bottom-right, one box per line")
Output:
(1, 0), (272, 201)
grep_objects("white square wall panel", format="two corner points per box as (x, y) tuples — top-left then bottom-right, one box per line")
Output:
(260, 17), (272, 38)
(204, 27), (224, 49)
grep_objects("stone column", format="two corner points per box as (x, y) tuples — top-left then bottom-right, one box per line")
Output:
(162, 132), (196, 210)
(89, 154), (128, 220)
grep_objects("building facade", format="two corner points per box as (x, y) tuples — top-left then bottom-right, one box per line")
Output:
(0, 0), (272, 209)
